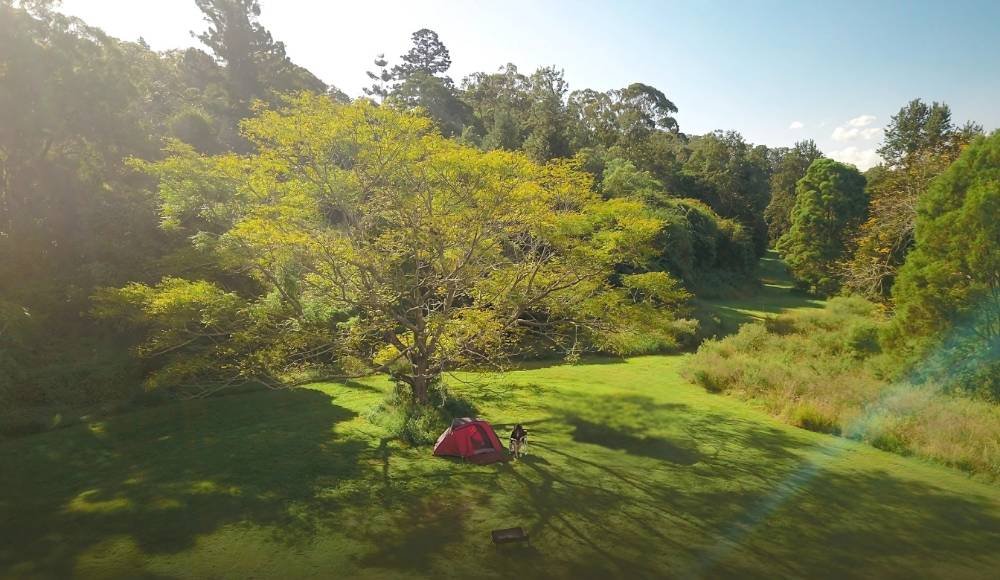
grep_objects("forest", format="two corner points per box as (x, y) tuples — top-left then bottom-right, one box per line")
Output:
(2, 1), (999, 577)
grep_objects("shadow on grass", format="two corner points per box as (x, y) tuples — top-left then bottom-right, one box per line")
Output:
(567, 417), (700, 465)
(2, 378), (999, 579)
(510, 443), (999, 578)
(338, 379), (387, 394)
(0, 388), (367, 577)
(501, 355), (630, 373)
(358, 495), (475, 573)
(696, 467), (1000, 579)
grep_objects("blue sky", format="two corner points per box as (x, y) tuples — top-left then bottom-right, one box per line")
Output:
(60, 0), (1000, 169)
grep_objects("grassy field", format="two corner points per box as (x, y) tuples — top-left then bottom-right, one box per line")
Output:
(2, 254), (998, 579)
(2, 356), (999, 579)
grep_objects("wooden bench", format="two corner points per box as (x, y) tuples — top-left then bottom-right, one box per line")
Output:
(491, 526), (530, 547)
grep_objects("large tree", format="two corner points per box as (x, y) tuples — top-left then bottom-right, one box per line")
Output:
(567, 83), (678, 151)
(683, 131), (772, 254)
(777, 158), (867, 295)
(194, 0), (325, 111)
(888, 132), (999, 398)
(369, 28), (474, 137)
(764, 140), (823, 243)
(843, 100), (983, 299)
(522, 67), (572, 162)
(877, 99), (982, 168)
(392, 28), (452, 78)
(108, 95), (687, 402)
(462, 64), (532, 151)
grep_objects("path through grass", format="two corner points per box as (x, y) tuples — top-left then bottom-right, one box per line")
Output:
(696, 250), (824, 335)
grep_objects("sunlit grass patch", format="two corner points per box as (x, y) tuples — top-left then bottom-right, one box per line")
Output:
(67, 490), (132, 514)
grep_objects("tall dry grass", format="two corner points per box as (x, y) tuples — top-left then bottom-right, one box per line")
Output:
(683, 296), (1000, 481)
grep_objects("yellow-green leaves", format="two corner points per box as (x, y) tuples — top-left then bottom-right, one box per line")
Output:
(127, 94), (691, 397)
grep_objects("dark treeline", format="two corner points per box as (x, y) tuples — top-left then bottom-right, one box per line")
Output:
(1, 0), (995, 433)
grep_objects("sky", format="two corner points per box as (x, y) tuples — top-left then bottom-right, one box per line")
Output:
(59, 0), (1000, 170)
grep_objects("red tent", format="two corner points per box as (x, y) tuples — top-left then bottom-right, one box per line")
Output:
(433, 418), (508, 464)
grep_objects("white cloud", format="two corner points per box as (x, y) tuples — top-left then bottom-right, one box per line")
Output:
(847, 114), (877, 127)
(788, 120), (804, 130)
(832, 125), (882, 142)
(828, 147), (882, 171)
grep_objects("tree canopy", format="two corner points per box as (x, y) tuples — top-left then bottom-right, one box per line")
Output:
(4, 3), (994, 417)
(843, 100), (983, 300)
(104, 95), (689, 401)
(888, 132), (1000, 398)
(764, 140), (823, 243)
(777, 159), (867, 295)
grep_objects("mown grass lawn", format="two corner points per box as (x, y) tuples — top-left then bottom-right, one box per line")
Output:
(2, 353), (998, 579)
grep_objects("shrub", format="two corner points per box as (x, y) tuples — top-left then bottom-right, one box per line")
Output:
(367, 382), (477, 445)
(649, 198), (757, 294)
(794, 403), (841, 435)
(847, 322), (881, 357)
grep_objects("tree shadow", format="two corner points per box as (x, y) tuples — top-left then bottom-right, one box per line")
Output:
(357, 495), (477, 574)
(501, 421), (1000, 578)
(338, 379), (386, 394)
(696, 467), (1000, 579)
(0, 388), (364, 577)
(3, 376), (999, 579)
(567, 416), (701, 465)
(502, 355), (631, 373)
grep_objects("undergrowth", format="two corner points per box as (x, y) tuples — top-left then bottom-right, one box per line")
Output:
(682, 296), (1000, 480)
(366, 381), (477, 444)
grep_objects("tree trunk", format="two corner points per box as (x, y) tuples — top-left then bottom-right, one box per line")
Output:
(409, 321), (434, 405)
(411, 372), (429, 405)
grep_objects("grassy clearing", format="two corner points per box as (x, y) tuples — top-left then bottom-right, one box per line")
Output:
(694, 251), (825, 337)
(2, 356), (999, 579)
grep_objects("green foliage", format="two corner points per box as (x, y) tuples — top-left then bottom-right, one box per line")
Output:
(168, 107), (223, 153)
(777, 159), (867, 295)
(877, 99), (982, 167)
(95, 278), (250, 396)
(0, 1), (330, 417)
(683, 296), (1000, 478)
(392, 28), (452, 78)
(681, 131), (772, 254)
(764, 140), (823, 242)
(842, 154), (953, 299)
(843, 100), (982, 300)
(653, 199), (756, 293)
(888, 132), (1000, 400)
(389, 71), (475, 137)
(522, 67), (572, 162)
(793, 403), (841, 435)
(119, 95), (690, 403)
(193, 0), (325, 112)
(368, 28), (476, 138)
(601, 157), (664, 202)
(598, 158), (756, 294)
